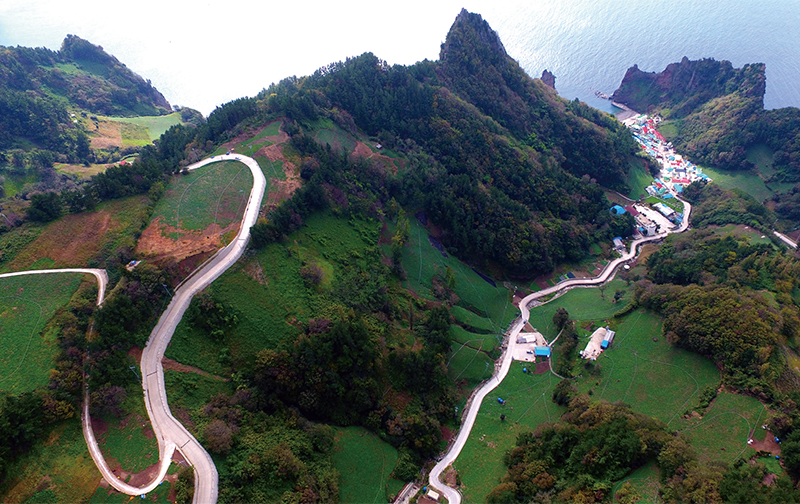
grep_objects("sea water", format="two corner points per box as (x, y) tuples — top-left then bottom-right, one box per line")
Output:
(487, 0), (800, 112)
(0, 0), (798, 114)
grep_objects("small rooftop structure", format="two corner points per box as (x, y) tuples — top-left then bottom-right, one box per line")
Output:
(613, 237), (624, 250)
(534, 346), (551, 357)
(624, 205), (640, 217)
(653, 202), (675, 218)
(426, 489), (440, 502)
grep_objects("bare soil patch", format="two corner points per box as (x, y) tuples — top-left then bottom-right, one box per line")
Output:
(259, 141), (301, 211)
(136, 216), (239, 264)
(126, 461), (161, 487)
(750, 430), (781, 455)
(5, 210), (113, 270)
(89, 119), (122, 149)
(351, 141), (400, 175)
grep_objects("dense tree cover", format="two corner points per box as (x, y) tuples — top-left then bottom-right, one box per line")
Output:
(682, 180), (775, 230)
(249, 12), (642, 278)
(613, 57), (800, 196)
(487, 397), (672, 503)
(634, 226), (800, 396)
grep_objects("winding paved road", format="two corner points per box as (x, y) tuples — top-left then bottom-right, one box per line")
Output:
(428, 199), (692, 504)
(0, 268), (108, 305)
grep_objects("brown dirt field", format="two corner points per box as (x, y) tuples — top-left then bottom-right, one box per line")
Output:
(750, 430), (781, 455)
(5, 210), (113, 270)
(89, 119), (122, 149)
(125, 461), (162, 487)
(444, 467), (458, 487)
(534, 361), (550, 374)
(136, 216), (239, 263)
(259, 140), (302, 211)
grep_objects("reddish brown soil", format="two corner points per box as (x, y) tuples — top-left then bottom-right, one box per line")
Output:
(351, 141), (403, 175)
(750, 430), (781, 455)
(440, 425), (454, 442)
(259, 138), (301, 211)
(444, 467), (458, 487)
(126, 462), (161, 487)
(5, 210), (113, 269)
(91, 418), (109, 437)
(534, 361), (550, 374)
(136, 216), (239, 263)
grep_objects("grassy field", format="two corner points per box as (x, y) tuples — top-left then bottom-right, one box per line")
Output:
(149, 160), (253, 234)
(626, 159), (655, 200)
(400, 217), (515, 333)
(709, 223), (774, 245)
(1, 196), (151, 272)
(332, 427), (405, 504)
(451, 325), (497, 352)
(166, 211), (380, 372)
(526, 279), (633, 339)
(645, 194), (684, 213)
(448, 343), (495, 388)
(110, 112), (183, 143)
(574, 310), (719, 425)
(0, 419), (101, 503)
(702, 164), (776, 203)
(455, 365), (563, 501)
(611, 461), (661, 504)
(674, 391), (766, 465)
(0, 272), (83, 394)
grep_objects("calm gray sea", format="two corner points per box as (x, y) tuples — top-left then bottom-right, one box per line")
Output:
(490, 0), (800, 112)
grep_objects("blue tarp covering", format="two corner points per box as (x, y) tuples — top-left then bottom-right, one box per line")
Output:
(534, 346), (551, 356)
(610, 205), (626, 215)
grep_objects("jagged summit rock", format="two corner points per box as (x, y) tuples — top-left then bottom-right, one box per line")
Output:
(541, 69), (556, 89)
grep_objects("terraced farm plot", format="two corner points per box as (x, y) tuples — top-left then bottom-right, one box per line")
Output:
(110, 112), (183, 142)
(0, 272), (83, 394)
(448, 344), (494, 388)
(526, 279), (633, 339)
(150, 160), (253, 234)
(333, 427), (405, 504)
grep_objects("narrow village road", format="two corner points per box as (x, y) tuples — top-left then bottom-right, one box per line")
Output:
(0, 268), (108, 305)
(428, 199), (692, 504)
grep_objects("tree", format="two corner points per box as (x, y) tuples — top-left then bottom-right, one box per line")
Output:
(203, 419), (233, 455)
(553, 307), (569, 330)
(26, 192), (62, 222)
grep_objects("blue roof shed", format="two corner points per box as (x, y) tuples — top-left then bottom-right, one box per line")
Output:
(534, 347), (551, 357)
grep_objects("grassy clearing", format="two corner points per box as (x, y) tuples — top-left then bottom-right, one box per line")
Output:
(332, 426), (405, 504)
(163, 370), (233, 437)
(149, 160), (253, 234)
(526, 279), (633, 339)
(0, 273), (83, 394)
(88, 480), (173, 503)
(674, 391), (765, 464)
(400, 217), (514, 333)
(709, 223), (774, 245)
(1, 170), (37, 198)
(54, 162), (109, 179)
(626, 159), (655, 200)
(455, 365), (563, 501)
(0, 419), (101, 503)
(169, 211), (379, 373)
(575, 310), (719, 424)
(450, 325), (497, 352)
(702, 164), (776, 202)
(110, 112), (183, 142)
(645, 194), (684, 213)
(448, 344), (494, 388)
(2, 196), (151, 272)
(611, 461), (662, 504)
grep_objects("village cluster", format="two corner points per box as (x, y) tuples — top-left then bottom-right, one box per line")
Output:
(511, 113), (709, 364)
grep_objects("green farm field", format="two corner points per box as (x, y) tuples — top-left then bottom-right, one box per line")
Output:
(625, 159), (654, 200)
(0, 273), (83, 394)
(149, 160), (253, 235)
(0, 419), (100, 503)
(674, 391), (766, 464)
(455, 365), (563, 502)
(110, 112), (183, 143)
(166, 211), (381, 371)
(332, 427), (405, 504)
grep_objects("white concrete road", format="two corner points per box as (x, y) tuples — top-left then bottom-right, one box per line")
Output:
(136, 154), (265, 504)
(0, 268), (108, 306)
(428, 199), (692, 504)
(774, 231), (798, 249)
